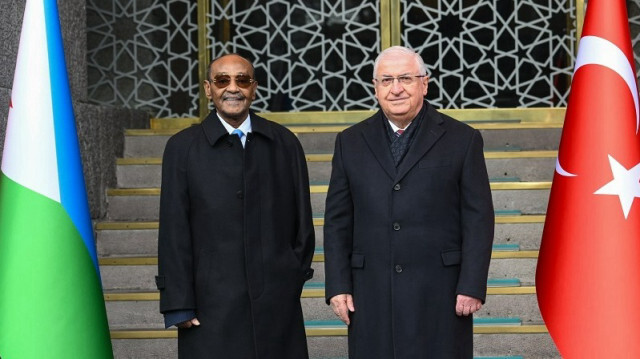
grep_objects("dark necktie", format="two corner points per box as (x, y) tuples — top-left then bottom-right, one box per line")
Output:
(390, 128), (410, 166)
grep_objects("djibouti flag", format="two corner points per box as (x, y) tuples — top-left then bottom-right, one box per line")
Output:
(0, 0), (113, 357)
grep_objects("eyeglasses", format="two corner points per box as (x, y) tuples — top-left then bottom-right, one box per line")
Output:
(210, 74), (256, 89)
(375, 75), (427, 87)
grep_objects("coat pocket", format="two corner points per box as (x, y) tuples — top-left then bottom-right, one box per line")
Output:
(351, 253), (365, 269)
(441, 249), (461, 266)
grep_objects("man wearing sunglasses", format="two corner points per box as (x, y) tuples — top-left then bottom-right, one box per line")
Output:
(157, 54), (315, 359)
(324, 46), (494, 358)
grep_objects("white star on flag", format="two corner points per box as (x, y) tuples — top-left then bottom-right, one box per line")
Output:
(594, 155), (640, 219)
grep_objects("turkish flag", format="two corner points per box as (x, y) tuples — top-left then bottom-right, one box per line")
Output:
(535, 0), (640, 357)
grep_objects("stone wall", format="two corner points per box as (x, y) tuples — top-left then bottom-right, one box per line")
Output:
(0, 1), (24, 151)
(0, 0), (148, 219)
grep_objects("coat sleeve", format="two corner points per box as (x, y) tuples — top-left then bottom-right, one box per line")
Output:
(290, 136), (315, 282)
(323, 132), (355, 304)
(456, 129), (495, 303)
(156, 134), (196, 314)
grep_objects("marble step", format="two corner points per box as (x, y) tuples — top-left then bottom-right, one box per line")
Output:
(99, 251), (539, 292)
(96, 216), (546, 257)
(109, 320), (558, 358)
(111, 334), (557, 359)
(105, 182), (551, 221)
(123, 123), (562, 158)
(104, 279), (540, 329)
(115, 151), (556, 188)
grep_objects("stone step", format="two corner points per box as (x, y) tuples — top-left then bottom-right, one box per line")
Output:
(99, 247), (537, 264)
(97, 223), (529, 258)
(102, 274), (532, 297)
(105, 182), (551, 221)
(105, 300), (537, 328)
(115, 151), (557, 188)
(104, 280), (540, 329)
(295, 124), (562, 153)
(309, 183), (549, 216)
(306, 151), (556, 183)
(312, 215), (545, 250)
(148, 109), (566, 130)
(98, 252), (538, 292)
(111, 336), (556, 358)
(99, 260), (326, 291)
(109, 322), (558, 358)
(123, 123), (562, 158)
(105, 117), (561, 358)
(96, 215), (546, 257)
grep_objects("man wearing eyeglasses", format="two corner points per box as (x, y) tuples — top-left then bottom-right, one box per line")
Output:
(157, 54), (315, 359)
(324, 46), (494, 358)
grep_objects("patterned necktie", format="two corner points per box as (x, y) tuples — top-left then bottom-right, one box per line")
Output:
(390, 129), (409, 166)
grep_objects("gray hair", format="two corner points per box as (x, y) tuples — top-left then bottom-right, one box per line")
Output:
(373, 46), (428, 78)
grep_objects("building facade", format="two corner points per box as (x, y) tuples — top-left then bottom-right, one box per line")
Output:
(85, 0), (640, 118)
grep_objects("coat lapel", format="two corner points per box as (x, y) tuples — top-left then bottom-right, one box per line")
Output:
(201, 111), (229, 146)
(247, 112), (275, 141)
(361, 111), (397, 180)
(395, 103), (446, 182)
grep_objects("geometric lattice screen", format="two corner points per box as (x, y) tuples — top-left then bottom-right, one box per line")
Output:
(208, 0), (381, 112)
(402, 0), (577, 108)
(630, 0), (640, 79)
(86, 0), (640, 118)
(86, 0), (199, 118)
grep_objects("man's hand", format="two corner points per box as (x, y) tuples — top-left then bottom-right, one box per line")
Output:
(177, 317), (201, 329)
(455, 294), (482, 316)
(330, 294), (355, 325)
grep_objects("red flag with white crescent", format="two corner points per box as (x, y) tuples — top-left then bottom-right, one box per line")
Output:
(536, 0), (640, 357)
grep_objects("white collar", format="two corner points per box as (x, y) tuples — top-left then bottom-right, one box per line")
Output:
(388, 119), (411, 133)
(217, 114), (252, 135)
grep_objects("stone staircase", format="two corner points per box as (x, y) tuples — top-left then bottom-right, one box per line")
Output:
(98, 111), (563, 358)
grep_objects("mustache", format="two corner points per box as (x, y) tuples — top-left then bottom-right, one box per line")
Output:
(222, 94), (246, 101)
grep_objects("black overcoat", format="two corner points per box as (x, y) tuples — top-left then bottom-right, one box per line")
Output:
(324, 102), (494, 359)
(157, 111), (315, 358)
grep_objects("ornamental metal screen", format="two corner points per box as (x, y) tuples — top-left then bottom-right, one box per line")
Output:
(86, 0), (640, 118)
(87, 0), (200, 118)
(631, 0), (640, 78)
(207, 0), (381, 112)
(402, 0), (576, 108)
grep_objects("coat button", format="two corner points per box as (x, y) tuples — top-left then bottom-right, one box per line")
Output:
(236, 190), (244, 199)
(393, 222), (401, 231)
(393, 183), (401, 191)
(395, 265), (403, 273)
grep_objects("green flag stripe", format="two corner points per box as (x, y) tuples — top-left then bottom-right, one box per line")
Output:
(0, 172), (112, 358)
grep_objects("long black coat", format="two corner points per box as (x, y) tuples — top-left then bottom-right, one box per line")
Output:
(157, 112), (315, 359)
(324, 102), (494, 359)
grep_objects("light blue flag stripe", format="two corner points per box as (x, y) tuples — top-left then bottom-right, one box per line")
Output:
(44, 0), (98, 273)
